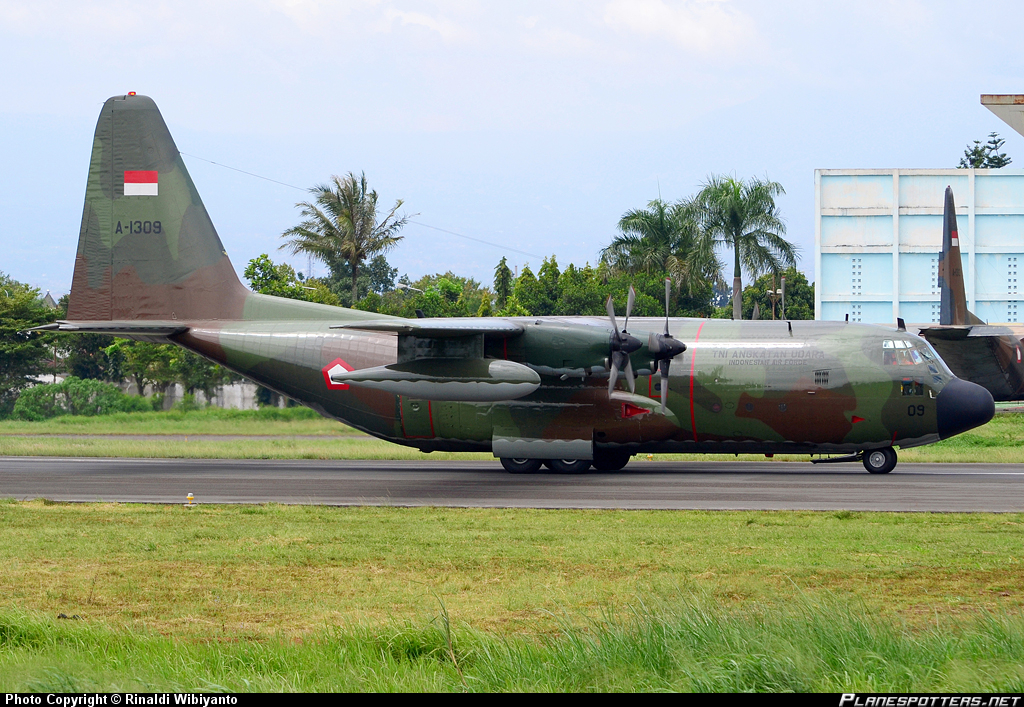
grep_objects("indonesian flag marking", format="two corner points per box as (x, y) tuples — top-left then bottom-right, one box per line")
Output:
(124, 170), (158, 196)
(322, 358), (353, 390)
(951, 231), (959, 247)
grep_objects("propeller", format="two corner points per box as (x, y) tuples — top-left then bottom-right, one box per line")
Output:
(647, 278), (687, 413)
(606, 287), (641, 395)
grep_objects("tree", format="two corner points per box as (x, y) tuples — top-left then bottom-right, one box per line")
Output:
(692, 175), (797, 320)
(244, 254), (310, 300)
(280, 172), (409, 304)
(555, 263), (603, 316)
(601, 199), (722, 297)
(538, 255), (561, 309)
(170, 349), (236, 401)
(244, 254), (341, 306)
(512, 265), (547, 315)
(959, 132), (1012, 169)
(737, 267), (815, 320)
(0, 273), (59, 418)
(365, 272), (489, 318)
(493, 257), (513, 309)
(104, 340), (176, 398)
(323, 254), (397, 306)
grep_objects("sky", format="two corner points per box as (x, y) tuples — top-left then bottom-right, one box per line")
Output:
(2, 0), (1023, 298)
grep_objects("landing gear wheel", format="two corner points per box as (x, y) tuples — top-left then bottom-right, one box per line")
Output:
(543, 459), (593, 474)
(501, 458), (543, 474)
(862, 447), (897, 474)
(592, 450), (632, 471)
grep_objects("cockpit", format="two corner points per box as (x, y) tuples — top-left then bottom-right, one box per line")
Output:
(882, 339), (933, 366)
(881, 338), (951, 395)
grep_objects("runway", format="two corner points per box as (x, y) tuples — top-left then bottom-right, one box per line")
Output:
(2, 457), (1023, 511)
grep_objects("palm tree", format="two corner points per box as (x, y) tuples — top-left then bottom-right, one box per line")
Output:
(600, 199), (722, 295)
(280, 172), (409, 304)
(692, 175), (797, 319)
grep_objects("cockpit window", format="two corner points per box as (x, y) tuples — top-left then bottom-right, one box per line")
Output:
(883, 339), (937, 368)
(882, 338), (953, 382)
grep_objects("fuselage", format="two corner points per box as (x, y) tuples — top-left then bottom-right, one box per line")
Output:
(174, 316), (986, 457)
(58, 94), (996, 472)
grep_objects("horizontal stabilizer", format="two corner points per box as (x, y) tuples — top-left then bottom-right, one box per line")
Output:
(920, 325), (1024, 401)
(29, 320), (189, 336)
(330, 358), (540, 402)
(332, 318), (524, 338)
(918, 324), (1018, 340)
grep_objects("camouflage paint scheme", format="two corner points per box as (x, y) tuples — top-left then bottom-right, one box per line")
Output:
(45, 95), (997, 472)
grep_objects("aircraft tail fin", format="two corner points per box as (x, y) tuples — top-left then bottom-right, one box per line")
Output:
(67, 94), (248, 322)
(938, 186), (983, 326)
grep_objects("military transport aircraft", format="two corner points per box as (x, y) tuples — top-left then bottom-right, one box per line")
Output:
(36, 94), (996, 475)
(916, 187), (1024, 401)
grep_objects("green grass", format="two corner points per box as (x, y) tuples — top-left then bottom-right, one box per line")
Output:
(2, 410), (1022, 462)
(2, 503), (1024, 691)
(3, 503), (1023, 633)
(3, 598), (1024, 691)
(0, 407), (345, 436)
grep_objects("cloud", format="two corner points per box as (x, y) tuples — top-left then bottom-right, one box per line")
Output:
(382, 8), (472, 42)
(603, 0), (756, 55)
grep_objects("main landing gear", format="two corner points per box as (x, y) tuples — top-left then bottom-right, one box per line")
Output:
(499, 450), (633, 474)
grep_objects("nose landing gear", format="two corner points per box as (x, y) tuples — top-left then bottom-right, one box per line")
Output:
(862, 447), (898, 474)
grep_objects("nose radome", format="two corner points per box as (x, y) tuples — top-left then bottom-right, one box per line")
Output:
(936, 377), (995, 440)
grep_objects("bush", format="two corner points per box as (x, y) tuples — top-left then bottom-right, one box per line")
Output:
(172, 394), (203, 412)
(11, 377), (150, 421)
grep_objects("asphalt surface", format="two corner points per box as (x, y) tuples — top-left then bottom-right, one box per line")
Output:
(2, 457), (1023, 511)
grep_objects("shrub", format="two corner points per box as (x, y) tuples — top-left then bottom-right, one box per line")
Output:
(11, 377), (150, 421)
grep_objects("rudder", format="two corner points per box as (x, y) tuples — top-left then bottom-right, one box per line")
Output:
(938, 186), (983, 326)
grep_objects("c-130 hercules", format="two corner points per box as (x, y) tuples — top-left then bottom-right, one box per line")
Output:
(38, 94), (996, 474)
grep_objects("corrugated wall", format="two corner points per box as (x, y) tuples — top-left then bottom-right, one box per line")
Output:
(815, 169), (1024, 324)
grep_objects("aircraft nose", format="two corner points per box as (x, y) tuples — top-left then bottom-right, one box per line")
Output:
(936, 378), (995, 440)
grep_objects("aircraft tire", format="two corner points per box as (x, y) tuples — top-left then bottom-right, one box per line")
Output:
(500, 457), (543, 474)
(592, 451), (631, 471)
(863, 448), (897, 474)
(544, 459), (593, 474)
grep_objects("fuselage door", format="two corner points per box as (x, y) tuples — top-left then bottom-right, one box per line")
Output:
(400, 397), (434, 439)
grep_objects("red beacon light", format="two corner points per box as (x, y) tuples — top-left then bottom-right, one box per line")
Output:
(128, 92), (136, 96)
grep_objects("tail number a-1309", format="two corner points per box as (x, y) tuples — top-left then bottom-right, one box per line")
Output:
(115, 220), (162, 234)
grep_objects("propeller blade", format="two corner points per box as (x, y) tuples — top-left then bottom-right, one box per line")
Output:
(624, 286), (636, 332)
(624, 355), (635, 394)
(608, 351), (623, 395)
(664, 278), (671, 336)
(659, 358), (670, 413)
(605, 295), (618, 335)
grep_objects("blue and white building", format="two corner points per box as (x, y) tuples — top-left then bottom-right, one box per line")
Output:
(814, 168), (1024, 325)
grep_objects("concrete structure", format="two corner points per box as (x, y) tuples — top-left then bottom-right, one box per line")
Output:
(123, 381), (261, 410)
(983, 95), (1024, 138)
(814, 168), (1024, 324)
